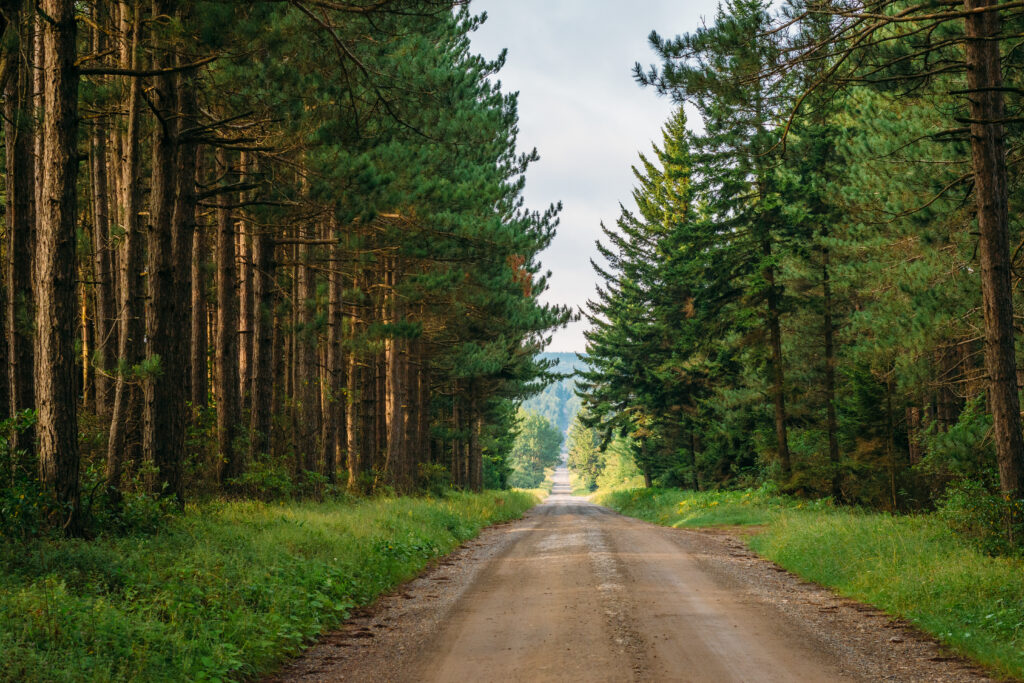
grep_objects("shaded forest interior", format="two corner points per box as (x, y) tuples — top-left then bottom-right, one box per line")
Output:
(0, 0), (570, 537)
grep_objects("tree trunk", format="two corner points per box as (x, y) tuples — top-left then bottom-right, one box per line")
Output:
(322, 231), (344, 484)
(216, 148), (242, 484)
(963, 0), (1024, 499)
(191, 225), (209, 410)
(763, 239), (791, 477)
(249, 225), (277, 460)
(35, 0), (80, 534)
(168, 45), (198, 487)
(4, 5), (35, 455)
(89, 25), (115, 420)
(297, 239), (323, 475)
(451, 387), (462, 488)
(346, 265), (364, 492)
(238, 154), (254, 414)
(385, 257), (410, 490)
(105, 0), (145, 496)
(822, 244), (841, 500)
(143, 29), (182, 503)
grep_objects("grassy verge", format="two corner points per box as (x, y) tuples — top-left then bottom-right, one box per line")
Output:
(596, 487), (1024, 680)
(0, 490), (537, 682)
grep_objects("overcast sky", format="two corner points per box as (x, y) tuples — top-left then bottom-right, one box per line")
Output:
(468, 1), (721, 352)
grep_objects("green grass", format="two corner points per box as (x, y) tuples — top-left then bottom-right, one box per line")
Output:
(0, 490), (538, 682)
(597, 486), (1024, 681)
(595, 485), (827, 528)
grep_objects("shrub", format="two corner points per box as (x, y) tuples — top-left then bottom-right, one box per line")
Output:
(937, 479), (1024, 557)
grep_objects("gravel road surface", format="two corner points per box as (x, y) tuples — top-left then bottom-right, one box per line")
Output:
(269, 467), (995, 682)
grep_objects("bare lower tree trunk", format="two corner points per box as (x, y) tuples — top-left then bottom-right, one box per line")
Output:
(385, 257), (410, 490)
(322, 231), (343, 484)
(106, 0), (144, 496)
(143, 2), (189, 504)
(451, 386), (462, 488)
(168, 48), (197, 484)
(964, 0), (1024, 500)
(249, 226), (277, 460)
(191, 225), (209, 410)
(216, 148), (242, 484)
(4, 5), (35, 455)
(822, 244), (841, 500)
(89, 25), (115, 420)
(346, 352), (363, 491)
(238, 154), (254, 415)
(346, 267), (364, 492)
(763, 239), (791, 477)
(297, 239), (322, 475)
(36, 0), (80, 534)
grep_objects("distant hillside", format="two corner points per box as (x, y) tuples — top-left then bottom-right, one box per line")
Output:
(522, 352), (587, 438)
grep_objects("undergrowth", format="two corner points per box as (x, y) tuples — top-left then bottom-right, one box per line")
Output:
(597, 486), (1024, 680)
(0, 490), (537, 682)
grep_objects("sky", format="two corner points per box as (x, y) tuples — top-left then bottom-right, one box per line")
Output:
(468, 0), (721, 352)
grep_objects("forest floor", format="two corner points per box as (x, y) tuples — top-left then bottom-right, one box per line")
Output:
(269, 468), (994, 682)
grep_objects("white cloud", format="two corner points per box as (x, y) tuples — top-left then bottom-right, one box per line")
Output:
(469, 0), (720, 351)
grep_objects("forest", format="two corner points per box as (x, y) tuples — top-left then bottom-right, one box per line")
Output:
(520, 351), (583, 435)
(0, 0), (570, 539)
(576, 0), (1024, 547)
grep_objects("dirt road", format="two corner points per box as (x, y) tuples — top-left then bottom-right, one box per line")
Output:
(272, 467), (993, 682)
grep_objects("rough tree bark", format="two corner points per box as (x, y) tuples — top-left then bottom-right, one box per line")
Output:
(216, 148), (242, 484)
(322, 228), (345, 484)
(143, 1), (187, 504)
(191, 225), (209, 410)
(822, 243), (841, 500)
(963, 0), (1024, 499)
(297, 239), (323, 475)
(4, 4), (35, 456)
(385, 256), (409, 490)
(249, 223), (277, 460)
(106, 0), (145, 496)
(763, 238), (791, 478)
(89, 22), (115, 419)
(35, 0), (81, 534)
(238, 153), (254, 414)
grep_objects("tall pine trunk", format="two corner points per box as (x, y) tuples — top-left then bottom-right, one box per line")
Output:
(963, 0), (1024, 499)
(4, 5), (35, 456)
(249, 225), (277, 460)
(297, 239), (322, 475)
(822, 243), (841, 500)
(35, 0), (80, 534)
(106, 1), (145, 496)
(215, 148), (242, 484)
(763, 238), (791, 477)
(89, 25), (115, 419)
(191, 225), (209, 410)
(322, 231), (344, 484)
(143, 4), (188, 504)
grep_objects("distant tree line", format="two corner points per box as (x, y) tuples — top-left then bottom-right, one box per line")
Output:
(578, 0), (1024, 538)
(520, 351), (584, 436)
(0, 0), (569, 537)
